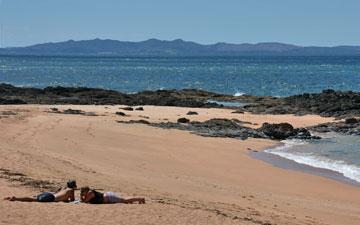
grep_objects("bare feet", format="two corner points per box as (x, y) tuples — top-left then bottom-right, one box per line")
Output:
(4, 196), (16, 201)
(139, 198), (145, 204)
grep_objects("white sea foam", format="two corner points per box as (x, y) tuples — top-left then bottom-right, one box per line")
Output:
(233, 91), (245, 97)
(265, 140), (360, 183)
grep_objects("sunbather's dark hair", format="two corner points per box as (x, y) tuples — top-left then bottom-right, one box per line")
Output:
(67, 180), (77, 189)
(80, 186), (90, 194)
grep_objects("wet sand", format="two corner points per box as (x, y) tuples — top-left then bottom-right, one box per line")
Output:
(1, 105), (359, 225)
(250, 151), (360, 187)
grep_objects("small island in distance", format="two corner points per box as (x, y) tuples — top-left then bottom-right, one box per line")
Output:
(1, 38), (360, 56)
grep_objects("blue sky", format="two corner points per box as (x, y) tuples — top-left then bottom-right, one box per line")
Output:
(0, 0), (359, 47)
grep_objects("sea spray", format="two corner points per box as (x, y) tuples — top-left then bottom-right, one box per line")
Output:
(234, 91), (245, 97)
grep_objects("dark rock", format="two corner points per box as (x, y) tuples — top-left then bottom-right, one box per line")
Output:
(2, 83), (360, 122)
(115, 112), (126, 116)
(186, 111), (198, 115)
(63, 109), (85, 115)
(50, 107), (59, 112)
(257, 123), (313, 140)
(152, 118), (267, 140)
(120, 107), (134, 111)
(0, 98), (27, 104)
(119, 117), (316, 141)
(0, 84), (228, 107)
(293, 128), (319, 139)
(135, 107), (144, 111)
(177, 118), (190, 123)
(345, 117), (358, 124)
(257, 123), (296, 140)
(309, 119), (360, 135)
(245, 90), (360, 118)
(54, 109), (97, 116)
(117, 119), (150, 125)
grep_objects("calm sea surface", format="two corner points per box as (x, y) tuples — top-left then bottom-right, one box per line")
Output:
(0, 55), (360, 96)
(1, 55), (360, 183)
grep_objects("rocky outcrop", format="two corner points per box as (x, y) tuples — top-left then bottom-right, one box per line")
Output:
(121, 118), (316, 141)
(0, 97), (27, 104)
(0, 84), (224, 107)
(152, 119), (267, 140)
(258, 123), (315, 140)
(2, 83), (360, 119)
(309, 117), (360, 135)
(245, 89), (360, 118)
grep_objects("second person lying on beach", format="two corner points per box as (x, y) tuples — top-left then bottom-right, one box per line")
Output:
(80, 186), (145, 204)
(4, 180), (77, 203)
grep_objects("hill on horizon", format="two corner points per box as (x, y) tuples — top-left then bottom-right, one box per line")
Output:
(1, 38), (360, 56)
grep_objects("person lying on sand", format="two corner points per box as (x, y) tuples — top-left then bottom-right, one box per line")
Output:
(80, 186), (145, 204)
(4, 180), (77, 203)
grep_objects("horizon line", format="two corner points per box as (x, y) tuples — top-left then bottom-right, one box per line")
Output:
(3, 38), (360, 49)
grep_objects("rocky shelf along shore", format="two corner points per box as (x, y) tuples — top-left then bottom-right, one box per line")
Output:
(2, 83), (360, 137)
(1, 84), (360, 118)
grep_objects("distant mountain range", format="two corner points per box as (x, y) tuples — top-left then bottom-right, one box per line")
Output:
(1, 38), (360, 56)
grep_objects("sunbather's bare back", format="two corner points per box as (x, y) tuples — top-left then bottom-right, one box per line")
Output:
(54, 188), (75, 202)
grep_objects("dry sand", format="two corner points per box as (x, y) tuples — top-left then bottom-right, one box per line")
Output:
(0, 105), (359, 225)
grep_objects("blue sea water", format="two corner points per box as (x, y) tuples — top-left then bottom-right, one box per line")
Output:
(266, 134), (360, 183)
(1, 55), (360, 183)
(0, 55), (360, 96)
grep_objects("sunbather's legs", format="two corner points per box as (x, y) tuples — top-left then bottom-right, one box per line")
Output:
(118, 197), (145, 204)
(4, 196), (37, 202)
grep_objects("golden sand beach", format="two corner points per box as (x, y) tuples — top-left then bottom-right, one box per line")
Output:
(0, 105), (359, 225)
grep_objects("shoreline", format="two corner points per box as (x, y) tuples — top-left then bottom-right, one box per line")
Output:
(250, 150), (360, 187)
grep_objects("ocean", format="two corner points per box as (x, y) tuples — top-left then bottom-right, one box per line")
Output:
(265, 134), (360, 183)
(1, 55), (360, 183)
(1, 55), (360, 96)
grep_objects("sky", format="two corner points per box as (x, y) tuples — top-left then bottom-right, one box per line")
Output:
(0, 0), (359, 47)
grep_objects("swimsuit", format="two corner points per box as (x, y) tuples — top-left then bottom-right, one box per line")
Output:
(104, 192), (121, 204)
(89, 190), (104, 204)
(36, 192), (55, 202)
